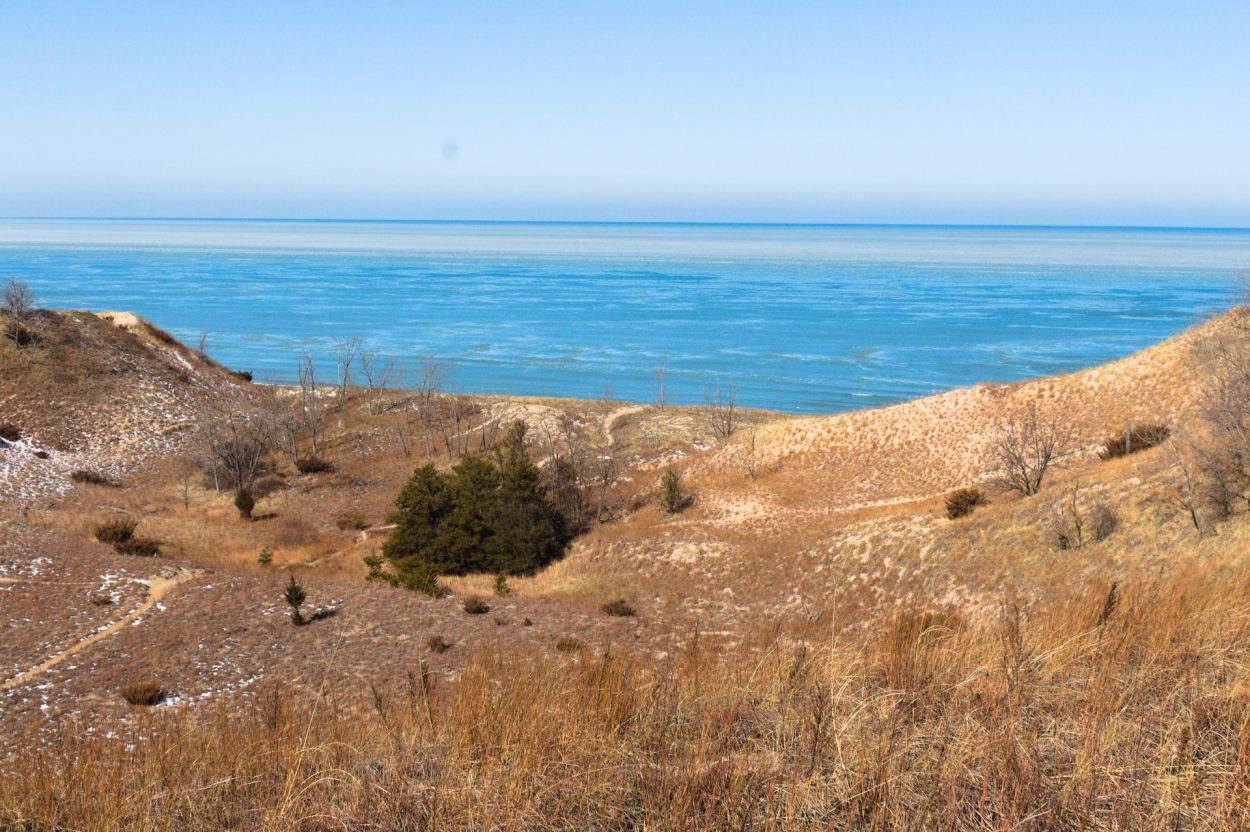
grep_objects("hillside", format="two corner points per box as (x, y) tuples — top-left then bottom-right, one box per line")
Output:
(3, 308), (1250, 830)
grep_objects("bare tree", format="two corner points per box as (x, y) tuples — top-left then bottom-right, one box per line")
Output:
(993, 405), (1064, 496)
(1050, 481), (1117, 550)
(297, 350), (327, 458)
(743, 422), (759, 479)
(654, 364), (668, 408)
(358, 348), (402, 414)
(2, 279), (36, 349)
(592, 446), (619, 520)
(439, 394), (483, 459)
(412, 359), (449, 455)
(196, 330), (210, 359)
(200, 410), (274, 492)
(334, 337), (363, 402)
(256, 381), (300, 462)
(2, 279), (35, 319)
(537, 410), (593, 530)
(1167, 437), (1204, 537)
(703, 382), (740, 440)
(1192, 312), (1250, 513)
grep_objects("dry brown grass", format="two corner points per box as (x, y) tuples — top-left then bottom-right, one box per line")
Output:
(3, 562), (1249, 830)
(6, 309), (1250, 829)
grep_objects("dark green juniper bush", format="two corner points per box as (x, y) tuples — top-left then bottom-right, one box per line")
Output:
(284, 575), (307, 625)
(383, 421), (569, 585)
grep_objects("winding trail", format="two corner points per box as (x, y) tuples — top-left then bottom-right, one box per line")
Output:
(0, 568), (198, 692)
(603, 405), (647, 448)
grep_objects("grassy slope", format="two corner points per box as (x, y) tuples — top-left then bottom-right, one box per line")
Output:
(2, 309), (1249, 830)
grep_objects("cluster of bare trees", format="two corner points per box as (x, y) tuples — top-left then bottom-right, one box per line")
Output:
(985, 297), (1250, 539)
(1161, 306), (1250, 534)
(703, 383), (741, 440)
(532, 410), (621, 528)
(199, 408), (278, 493)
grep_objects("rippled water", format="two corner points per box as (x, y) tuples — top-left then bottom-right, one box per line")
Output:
(1, 219), (1245, 413)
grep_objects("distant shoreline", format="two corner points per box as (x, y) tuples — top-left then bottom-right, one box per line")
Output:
(5, 216), (1250, 233)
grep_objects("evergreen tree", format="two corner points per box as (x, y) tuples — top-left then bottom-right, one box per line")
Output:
(382, 421), (570, 581)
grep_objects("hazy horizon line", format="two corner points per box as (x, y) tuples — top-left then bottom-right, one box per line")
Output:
(5, 216), (1250, 233)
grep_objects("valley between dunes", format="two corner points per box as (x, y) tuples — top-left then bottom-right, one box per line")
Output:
(3, 307), (1250, 830)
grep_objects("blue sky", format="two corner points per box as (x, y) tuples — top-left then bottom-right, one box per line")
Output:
(2, 1), (1249, 225)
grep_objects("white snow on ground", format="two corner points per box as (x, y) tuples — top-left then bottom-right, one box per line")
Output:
(0, 313), (246, 505)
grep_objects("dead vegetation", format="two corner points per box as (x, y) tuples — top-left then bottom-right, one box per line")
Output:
(119, 680), (166, 706)
(5, 564), (1250, 830)
(944, 486), (986, 519)
(7, 307), (1250, 829)
(1099, 422), (1171, 459)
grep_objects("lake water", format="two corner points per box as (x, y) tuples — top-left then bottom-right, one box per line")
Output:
(1, 219), (1246, 413)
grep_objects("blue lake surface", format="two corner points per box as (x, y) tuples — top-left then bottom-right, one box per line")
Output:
(0, 219), (1246, 413)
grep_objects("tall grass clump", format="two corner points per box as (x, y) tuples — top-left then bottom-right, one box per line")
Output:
(4, 565), (1249, 830)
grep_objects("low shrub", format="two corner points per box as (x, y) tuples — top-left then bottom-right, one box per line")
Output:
(600, 599), (637, 617)
(427, 635), (451, 653)
(230, 369), (254, 383)
(88, 592), (115, 606)
(0, 423), (21, 442)
(257, 547), (274, 567)
(95, 517), (138, 547)
(72, 469), (117, 487)
(296, 456), (335, 474)
(121, 680), (166, 706)
(115, 537), (161, 557)
(1053, 487), (1119, 550)
(4, 322), (39, 347)
(660, 466), (687, 514)
(555, 636), (583, 652)
(944, 487), (986, 519)
(1099, 423), (1170, 460)
(493, 574), (512, 597)
(336, 513), (369, 531)
(463, 596), (490, 615)
(33, 450), (49, 459)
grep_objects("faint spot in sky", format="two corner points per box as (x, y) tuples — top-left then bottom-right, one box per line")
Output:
(441, 140), (460, 160)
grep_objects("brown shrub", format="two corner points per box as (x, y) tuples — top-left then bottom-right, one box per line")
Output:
(229, 370), (254, 383)
(1099, 423), (1171, 460)
(555, 636), (583, 652)
(426, 635), (452, 653)
(463, 596), (490, 615)
(600, 598), (637, 617)
(94, 517), (159, 556)
(944, 487), (986, 519)
(95, 517), (138, 547)
(121, 681), (166, 706)
(115, 537), (161, 557)
(660, 466), (687, 513)
(336, 513), (369, 531)
(72, 469), (117, 487)
(0, 423), (21, 442)
(296, 456), (334, 474)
